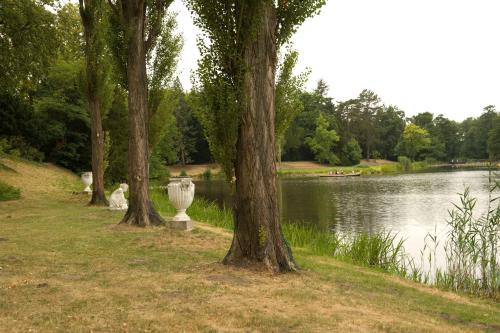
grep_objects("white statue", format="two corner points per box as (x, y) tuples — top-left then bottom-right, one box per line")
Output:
(109, 183), (129, 211)
(81, 172), (93, 194)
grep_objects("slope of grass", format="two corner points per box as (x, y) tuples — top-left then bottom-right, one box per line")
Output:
(1, 157), (500, 332)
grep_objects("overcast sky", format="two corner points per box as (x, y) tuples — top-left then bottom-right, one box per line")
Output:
(171, 0), (500, 121)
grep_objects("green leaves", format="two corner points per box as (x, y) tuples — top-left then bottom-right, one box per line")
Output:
(0, 0), (58, 94)
(276, 0), (326, 45)
(187, 0), (325, 178)
(276, 49), (309, 148)
(305, 113), (340, 165)
(396, 123), (432, 161)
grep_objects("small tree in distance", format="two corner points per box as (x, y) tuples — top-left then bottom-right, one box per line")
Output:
(396, 123), (432, 161)
(306, 113), (340, 165)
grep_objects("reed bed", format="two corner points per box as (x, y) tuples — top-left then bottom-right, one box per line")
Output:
(411, 171), (500, 299)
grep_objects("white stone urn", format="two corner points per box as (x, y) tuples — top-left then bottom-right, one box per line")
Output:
(167, 177), (195, 230)
(81, 172), (93, 194)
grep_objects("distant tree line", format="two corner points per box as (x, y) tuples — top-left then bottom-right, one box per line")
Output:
(282, 81), (500, 164)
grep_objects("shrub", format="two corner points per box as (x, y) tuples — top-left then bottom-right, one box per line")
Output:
(0, 137), (44, 162)
(397, 156), (412, 172)
(0, 181), (21, 201)
(202, 168), (212, 180)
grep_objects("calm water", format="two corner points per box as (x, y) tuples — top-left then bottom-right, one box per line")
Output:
(194, 170), (493, 260)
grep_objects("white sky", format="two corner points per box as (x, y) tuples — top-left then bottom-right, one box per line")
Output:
(171, 0), (500, 121)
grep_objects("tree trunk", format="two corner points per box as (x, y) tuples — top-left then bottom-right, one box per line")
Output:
(80, 1), (108, 206)
(120, 0), (164, 227)
(223, 4), (297, 272)
(89, 96), (108, 206)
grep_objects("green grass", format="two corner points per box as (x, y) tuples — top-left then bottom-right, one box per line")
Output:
(2, 159), (500, 332)
(0, 180), (20, 201)
(154, 185), (500, 300)
(277, 161), (430, 176)
(152, 190), (407, 274)
(278, 165), (382, 176)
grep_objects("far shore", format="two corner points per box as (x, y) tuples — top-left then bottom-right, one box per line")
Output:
(167, 159), (499, 178)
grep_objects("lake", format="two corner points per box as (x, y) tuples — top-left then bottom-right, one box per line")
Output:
(194, 170), (494, 263)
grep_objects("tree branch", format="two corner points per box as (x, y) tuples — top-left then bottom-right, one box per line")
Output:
(144, 0), (173, 53)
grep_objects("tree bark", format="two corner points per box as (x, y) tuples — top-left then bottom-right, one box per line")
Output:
(119, 0), (165, 227)
(223, 4), (297, 272)
(80, 0), (108, 206)
(89, 96), (108, 206)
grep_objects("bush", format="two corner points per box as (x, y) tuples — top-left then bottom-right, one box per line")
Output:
(0, 181), (21, 201)
(180, 170), (188, 177)
(202, 168), (212, 180)
(343, 138), (362, 165)
(149, 152), (170, 183)
(398, 156), (412, 172)
(380, 164), (401, 173)
(0, 137), (44, 162)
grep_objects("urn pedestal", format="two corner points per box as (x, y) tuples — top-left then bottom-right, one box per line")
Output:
(167, 177), (195, 231)
(81, 172), (93, 194)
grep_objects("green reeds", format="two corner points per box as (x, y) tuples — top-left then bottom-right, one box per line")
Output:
(337, 232), (406, 272)
(408, 168), (500, 299)
(435, 177), (499, 298)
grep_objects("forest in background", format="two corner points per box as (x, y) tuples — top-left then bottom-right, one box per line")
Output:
(1, 1), (499, 186)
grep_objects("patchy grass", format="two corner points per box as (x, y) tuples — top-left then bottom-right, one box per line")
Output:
(1, 158), (500, 332)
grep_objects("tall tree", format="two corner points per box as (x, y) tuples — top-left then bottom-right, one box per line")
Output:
(282, 80), (334, 162)
(396, 123), (431, 161)
(432, 114), (460, 161)
(79, 0), (113, 205)
(0, 0), (58, 96)
(275, 49), (309, 162)
(305, 113), (340, 164)
(57, 3), (85, 61)
(375, 105), (405, 160)
(188, 0), (326, 271)
(353, 89), (382, 159)
(108, 0), (174, 226)
(488, 117), (500, 160)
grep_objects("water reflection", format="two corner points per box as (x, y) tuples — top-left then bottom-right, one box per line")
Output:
(194, 170), (492, 259)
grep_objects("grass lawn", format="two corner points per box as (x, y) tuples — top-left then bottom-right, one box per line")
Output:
(1, 158), (499, 332)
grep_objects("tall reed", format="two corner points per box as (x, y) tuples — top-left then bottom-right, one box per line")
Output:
(433, 171), (499, 298)
(406, 169), (500, 299)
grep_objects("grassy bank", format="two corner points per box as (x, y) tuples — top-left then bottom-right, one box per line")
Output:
(2, 157), (500, 332)
(152, 190), (406, 267)
(152, 188), (500, 300)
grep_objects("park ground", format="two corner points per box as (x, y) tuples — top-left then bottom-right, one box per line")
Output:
(1, 158), (500, 332)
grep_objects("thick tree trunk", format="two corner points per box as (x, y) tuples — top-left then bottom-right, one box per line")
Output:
(80, 2), (108, 207)
(89, 97), (108, 206)
(223, 4), (297, 272)
(120, 0), (164, 227)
